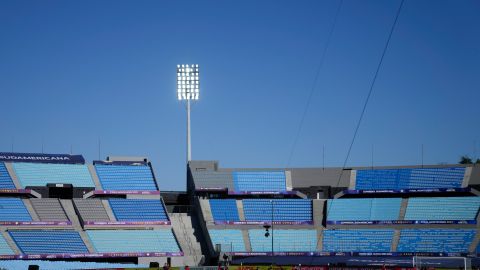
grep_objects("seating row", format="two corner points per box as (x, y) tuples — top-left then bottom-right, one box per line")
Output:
(208, 229), (476, 253)
(355, 167), (466, 190)
(327, 197), (480, 222)
(0, 198), (169, 223)
(0, 162), (158, 191)
(208, 196), (480, 223)
(6, 229), (180, 254)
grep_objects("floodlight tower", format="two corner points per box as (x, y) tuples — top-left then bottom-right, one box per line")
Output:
(177, 64), (199, 161)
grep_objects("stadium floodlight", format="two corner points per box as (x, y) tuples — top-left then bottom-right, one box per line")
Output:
(177, 64), (199, 161)
(177, 64), (199, 101)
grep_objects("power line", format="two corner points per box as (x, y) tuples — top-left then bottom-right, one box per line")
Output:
(335, 0), (405, 186)
(286, 0), (343, 167)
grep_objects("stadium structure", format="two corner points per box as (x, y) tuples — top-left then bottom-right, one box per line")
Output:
(0, 152), (479, 269)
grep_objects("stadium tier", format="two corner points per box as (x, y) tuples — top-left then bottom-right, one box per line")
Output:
(0, 235), (14, 255)
(12, 162), (95, 187)
(233, 171), (286, 192)
(192, 169), (289, 192)
(327, 198), (401, 221)
(108, 198), (169, 221)
(209, 199), (240, 222)
(95, 164), (157, 191)
(0, 198), (32, 221)
(208, 229), (246, 252)
(397, 229), (476, 253)
(86, 229), (180, 253)
(322, 229), (395, 252)
(404, 197), (480, 221)
(354, 167), (466, 190)
(249, 229), (317, 252)
(9, 230), (88, 254)
(243, 199), (312, 222)
(0, 162), (16, 189)
(73, 199), (110, 222)
(0, 261), (147, 269)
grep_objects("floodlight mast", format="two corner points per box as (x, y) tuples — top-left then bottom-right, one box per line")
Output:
(177, 64), (199, 162)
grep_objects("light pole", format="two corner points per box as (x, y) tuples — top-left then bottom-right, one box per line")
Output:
(270, 200), (274, 270)
(177, 64), (200, 162)
(270, 200), (274, 267)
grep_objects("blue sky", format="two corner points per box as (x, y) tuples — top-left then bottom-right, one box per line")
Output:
(0, 0), (479, 191)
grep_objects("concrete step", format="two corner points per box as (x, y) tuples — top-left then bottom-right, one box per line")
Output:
(198, 199), (214, 224)
(313, 199), (325, 226)
(78, 230), (95, 253)
(22, 199), (40, 221)
(399, 198), (408, 220)
(391, 229), (401, 252)
(1, 230), (20, 254)
(169, 213), (204, 265)
(60, 200), (83, 230)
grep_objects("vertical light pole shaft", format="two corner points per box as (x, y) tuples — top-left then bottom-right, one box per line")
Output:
(187, 98), (192, 161)
(271, 201), (274, 267)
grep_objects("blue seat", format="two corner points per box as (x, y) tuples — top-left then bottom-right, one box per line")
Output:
(327, 198), (401, 221)
(0, 198), (32, 222)
(0, 163), (15, 189)
(13, 163), (94, 188)
(208, 229), (246, 252)
(10, 230), (88, 254)
(323, 229), (394, 252)
(108, 199), (169, 221)
(87, 229), (180, 253)
(209, 199), (240, 222)
(0, 234), (14, 255)
(249, 229), (317, 252)
(397, 229), (475, 253)
(355, 167), (465, 190)
(233, 171), (286, 192)
(95, 164), (157, 191)
(243, 199), (312, 222)
(405, 197), (480, 221)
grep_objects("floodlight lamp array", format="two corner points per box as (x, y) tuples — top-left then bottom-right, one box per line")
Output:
(177, 64), (199, 100)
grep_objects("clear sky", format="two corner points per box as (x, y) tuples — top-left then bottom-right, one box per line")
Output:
(0, 0), (479, 191)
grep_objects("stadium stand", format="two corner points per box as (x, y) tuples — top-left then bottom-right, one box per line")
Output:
(404, 197), (480, 221)
(0, 198), (32, 221)
(249, 229), (317, 252)
(0, 154), (477, 267)
(397, 229), (476, 253)
(209, 199), (240, 222)
(322, 229), (394, 252)
(208, 229), (246, 252)
(86, 229), (180, 253)
(0, 162), (16, 189)
(12, 162), (95, 187)
(243, 199), (312, 222)
(9, 230), (88, 254)
(233, 171), (286, 192)
(108, 198), (169, 221)
(30, 199), (68, 221)
(355, 167), (465, 190)
(327, 198), (401, 221)
(0, 234), (14, 255)
(73, 199), (110, 222)
(94, 164), (157, 191)
(0, 261), (147, 270)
